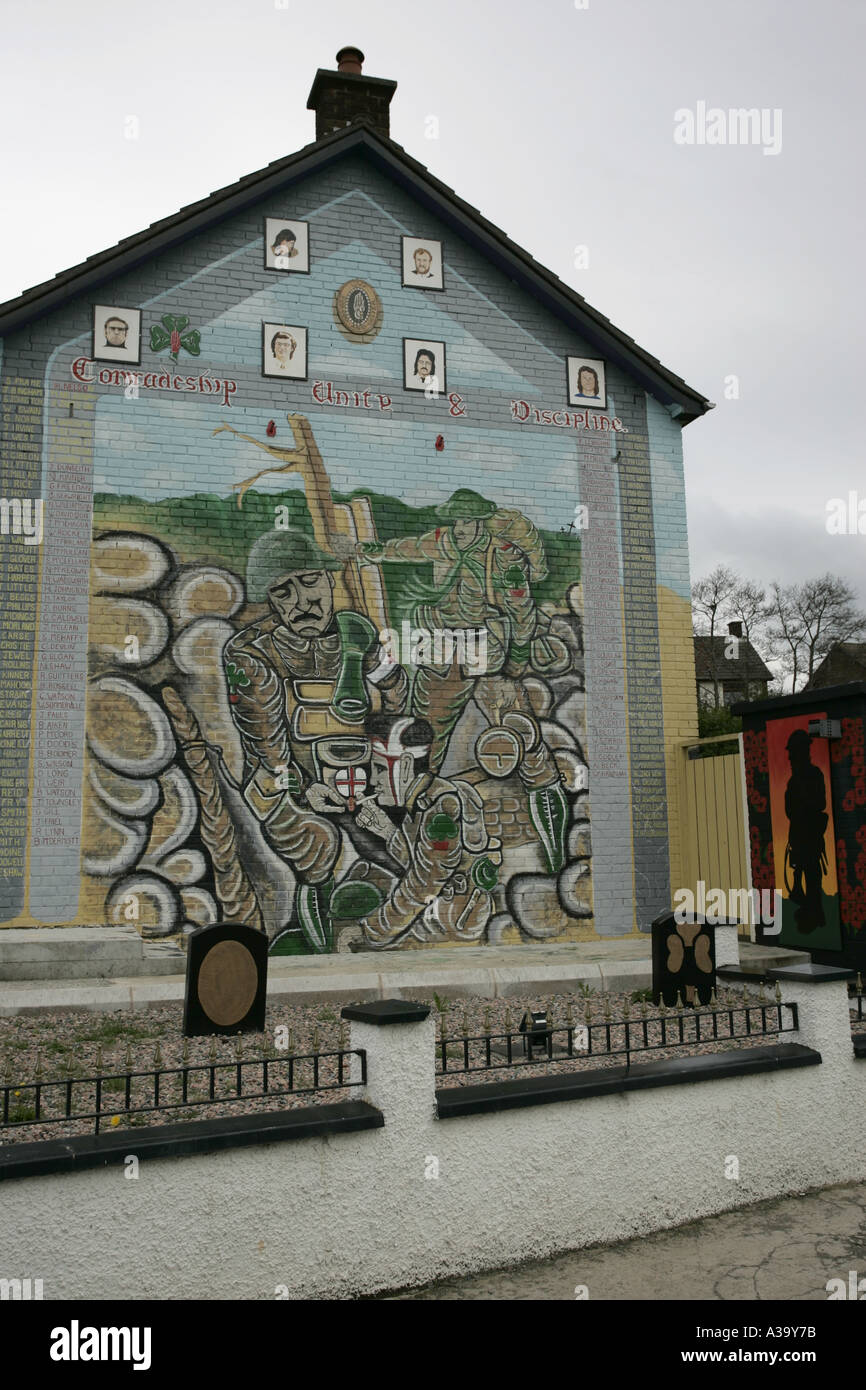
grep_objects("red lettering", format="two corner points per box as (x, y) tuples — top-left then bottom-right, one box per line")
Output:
(71, 357), (95, 383)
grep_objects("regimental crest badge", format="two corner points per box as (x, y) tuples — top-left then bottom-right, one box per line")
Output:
(334, 280), (382, 339)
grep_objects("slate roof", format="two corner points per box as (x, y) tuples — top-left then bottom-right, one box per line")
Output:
(693, 635), (774, 683)
(0, 120), (713, 423)
(805, 643), (866, 690)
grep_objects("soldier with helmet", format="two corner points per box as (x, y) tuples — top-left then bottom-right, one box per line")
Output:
(223, 527), (408, 954)
(356, 487), (571, 874)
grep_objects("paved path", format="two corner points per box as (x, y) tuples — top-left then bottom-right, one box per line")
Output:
(0, 940), (803, 1014)
(394, 1181), (866, 1300)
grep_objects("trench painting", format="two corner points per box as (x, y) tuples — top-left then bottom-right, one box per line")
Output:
(82, 412), (590, 953)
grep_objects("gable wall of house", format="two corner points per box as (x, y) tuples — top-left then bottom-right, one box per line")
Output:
(0, 147), (698, 953)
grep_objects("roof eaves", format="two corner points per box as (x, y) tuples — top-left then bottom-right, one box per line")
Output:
(693, 636), (773, 681)
(0, 121), (369, 335)
(0, 120), (712, 416)
(363, 135), (712, 420)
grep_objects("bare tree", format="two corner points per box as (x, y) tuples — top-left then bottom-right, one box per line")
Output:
(692, 565), (738, 707)
(728, 579), (775, 697)
(766, 574), (866, 691)
(766, 581), (806, 692)
(728, 579), (770, 647)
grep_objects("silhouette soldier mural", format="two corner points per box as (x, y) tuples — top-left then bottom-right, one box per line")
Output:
(783, 729), (829, 932)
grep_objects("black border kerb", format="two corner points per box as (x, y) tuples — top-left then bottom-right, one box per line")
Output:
(436, 1044), (821, 1119)
(718, 963), (856, 985)
(0, 1100), (384, 1182)
(341, 999), (431, 1025)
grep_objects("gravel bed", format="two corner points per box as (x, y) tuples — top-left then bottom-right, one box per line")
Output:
(0, 986), (855, 1147)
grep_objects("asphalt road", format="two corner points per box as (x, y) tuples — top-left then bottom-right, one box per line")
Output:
(393, 1181), (866, 1300)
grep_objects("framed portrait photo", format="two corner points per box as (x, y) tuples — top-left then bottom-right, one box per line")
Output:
(401, 236), (444, 291)
(566, 355), (607, 411)
(403, 338), (446, 394)
(92, 305), (141, 364)
(263, 218), (310, 274)
(262, 323), (308, 380)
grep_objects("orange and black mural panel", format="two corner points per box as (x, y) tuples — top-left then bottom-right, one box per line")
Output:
(740, 687), (866, 968)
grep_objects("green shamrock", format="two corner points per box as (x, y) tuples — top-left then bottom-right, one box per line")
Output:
(150, 314), (201, 363)
(427, 812), (459, 848)
(225, 662), (251, 703)
(493, 563), (528, 595)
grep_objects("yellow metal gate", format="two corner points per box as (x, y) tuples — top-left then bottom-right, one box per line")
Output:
(677, 734), (752, 939)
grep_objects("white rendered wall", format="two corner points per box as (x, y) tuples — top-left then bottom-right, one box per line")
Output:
(0, 979), (863, 1300)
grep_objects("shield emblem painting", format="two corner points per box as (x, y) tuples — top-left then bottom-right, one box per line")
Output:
(334, 764), (368, 810)
(334, 279), (382, 338)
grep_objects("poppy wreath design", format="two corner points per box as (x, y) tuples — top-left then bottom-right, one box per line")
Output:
(743, 726), (775, 891)
(830, 717), (866, 932)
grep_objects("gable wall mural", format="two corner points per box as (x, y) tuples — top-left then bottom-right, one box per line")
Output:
(0, 154), (698, 953)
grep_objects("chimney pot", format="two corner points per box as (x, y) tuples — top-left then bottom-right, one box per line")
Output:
(728, 621), (743, 638)
(336, 47), (364, 74)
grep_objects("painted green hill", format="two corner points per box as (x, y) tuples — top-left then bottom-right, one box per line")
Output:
(93, 488), (580, 617)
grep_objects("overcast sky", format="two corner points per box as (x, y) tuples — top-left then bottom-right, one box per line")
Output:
(1, 0), (863, 606)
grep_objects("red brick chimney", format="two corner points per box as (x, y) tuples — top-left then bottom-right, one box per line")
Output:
(307, 48), (397, 141)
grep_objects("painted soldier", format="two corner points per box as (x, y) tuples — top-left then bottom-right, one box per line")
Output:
(223, 528), (407, 953)
(784, 729), (829, 932)
(338, 714), (501, 950)
(355, 488), (569, 873)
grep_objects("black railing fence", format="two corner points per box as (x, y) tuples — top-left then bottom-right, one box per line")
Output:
(435, 984), (798, 1078)
(1, 1031), (365, 1138)
(1, 984), (807, 1139)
